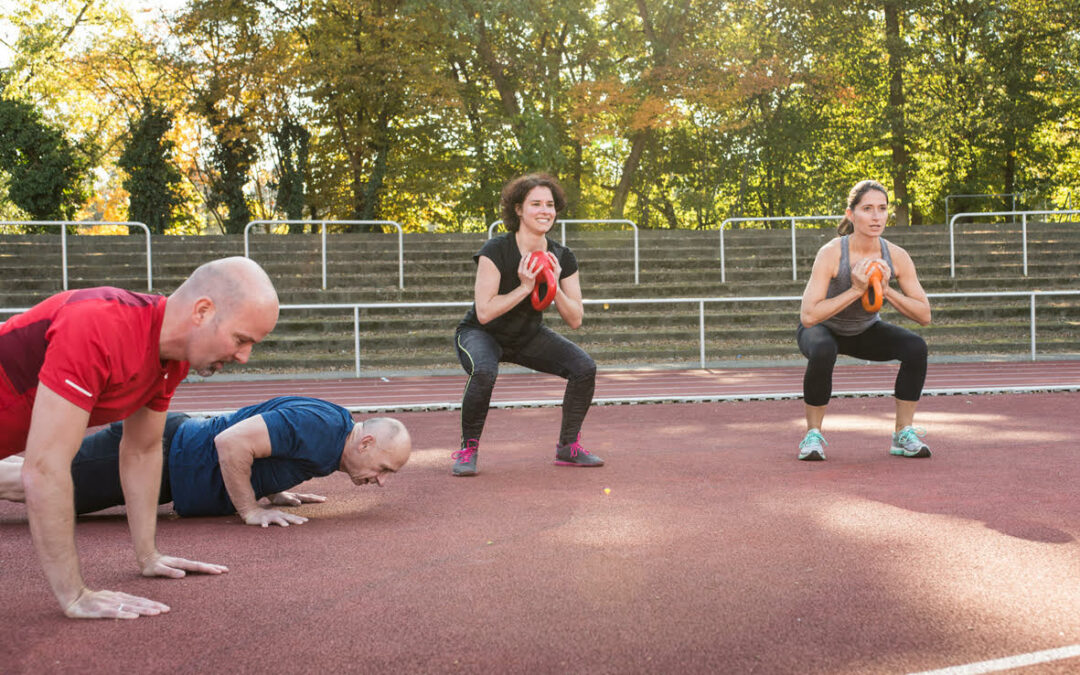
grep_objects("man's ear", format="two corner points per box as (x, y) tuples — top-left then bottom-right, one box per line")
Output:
(192, 297), (215, 326)
(358, 433), (377, 452)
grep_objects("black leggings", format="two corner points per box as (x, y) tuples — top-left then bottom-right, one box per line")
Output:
(455, 324), (596, 446)
(797, 321), (927, 406)
(71, 412), (190, 514)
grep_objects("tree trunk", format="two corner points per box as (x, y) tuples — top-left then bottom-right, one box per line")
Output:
(884, 2), (919, 225)
(610, 130), (649, 219)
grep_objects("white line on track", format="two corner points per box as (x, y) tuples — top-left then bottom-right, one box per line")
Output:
(908, 644), (1080, 675)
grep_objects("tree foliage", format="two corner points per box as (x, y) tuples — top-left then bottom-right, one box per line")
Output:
(118, 102), (186, 233)
(2, 0), (1078, 231)
(0, 94), (88, 220)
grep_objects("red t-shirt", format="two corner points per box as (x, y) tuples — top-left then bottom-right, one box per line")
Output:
(0, 287), (190, 458)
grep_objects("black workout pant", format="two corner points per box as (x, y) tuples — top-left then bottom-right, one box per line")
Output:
(72, 412), (190, 514)
(797, 321), (927, 407)
(455, 324), (596, 447)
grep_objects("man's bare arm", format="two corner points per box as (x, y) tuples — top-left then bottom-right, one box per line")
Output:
(215, 415), (309, 527)
(120, 407), (229, 578)
(22, 386), (169, 618)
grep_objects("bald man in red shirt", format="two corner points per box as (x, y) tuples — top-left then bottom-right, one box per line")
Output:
(0, 256), (278, 619)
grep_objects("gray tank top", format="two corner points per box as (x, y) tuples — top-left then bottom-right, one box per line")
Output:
(821, 235), (895, 336)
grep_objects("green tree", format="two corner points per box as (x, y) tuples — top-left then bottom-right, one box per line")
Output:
(118, 102), (185, 234)
(271, 117), (311, 229)
(0, 94), (88, 220)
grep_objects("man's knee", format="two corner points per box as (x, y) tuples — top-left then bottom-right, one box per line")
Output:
(0, 457), (26, 502)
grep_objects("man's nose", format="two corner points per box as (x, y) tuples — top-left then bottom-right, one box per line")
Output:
(234, 344), (253, 363)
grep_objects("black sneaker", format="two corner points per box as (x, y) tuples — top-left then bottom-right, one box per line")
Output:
(452, 439), (479, 476)
(554, 434), (604, 467)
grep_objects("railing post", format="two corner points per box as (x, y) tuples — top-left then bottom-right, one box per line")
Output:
(354, 306), (361, 377)
(718, 220), (727, 284)
(398, 225), (404, 289)
(633, 226), (639, 285)
(699, 300), (706, 368)
(560, 221), (566, 246)
(321, 221), (328, 290)
(949, 215), (957, 278)
(1021, 213), (1028, 277)
(61, 223), (69, 291)
(790, 217), (797, 281)
(1030, 294), (1036, 361)
(145, 228), (153, 290)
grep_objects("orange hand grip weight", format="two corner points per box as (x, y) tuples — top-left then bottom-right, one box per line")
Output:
(861, 261), (886, 313)
(528, 251), (558, 311)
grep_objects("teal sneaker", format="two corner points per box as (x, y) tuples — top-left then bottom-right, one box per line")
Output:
(797, 429), (827, 461)
(890, 426), (931, 458)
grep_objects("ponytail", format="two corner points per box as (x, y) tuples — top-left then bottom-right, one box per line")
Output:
(837, 216), (854, 236)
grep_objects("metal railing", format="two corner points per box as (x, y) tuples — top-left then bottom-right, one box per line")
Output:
(488, 219), (640, 284)
(944, 193), (1017, 232)
(716, 216), (842, 283)
(6, 290), (1077, 374)
(244, 220), (405, 290)
(0, 221), (152, 291)
(272, 289), (1080, 376)
(948, 210), (1080, 278)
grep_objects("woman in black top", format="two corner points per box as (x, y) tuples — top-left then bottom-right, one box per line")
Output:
(452, 174), (602, 476)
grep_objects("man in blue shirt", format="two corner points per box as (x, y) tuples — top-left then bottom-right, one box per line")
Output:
(0, 396), (412, 527)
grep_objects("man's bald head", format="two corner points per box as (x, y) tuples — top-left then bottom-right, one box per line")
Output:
(341, 417), (412, 486)
(173, 257), (278, 316)
(164, 257), (279, 376)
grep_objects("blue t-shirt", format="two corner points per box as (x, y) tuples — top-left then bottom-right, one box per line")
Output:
(167, 396), (353, 517)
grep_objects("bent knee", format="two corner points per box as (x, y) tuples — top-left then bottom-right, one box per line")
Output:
(900, 335), (928, 362)
(806, 342), (838, 364)
(569, 356), (596, 381)
(468, 364), (499, 385)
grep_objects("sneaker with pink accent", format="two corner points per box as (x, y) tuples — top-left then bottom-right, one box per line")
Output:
(452, 439), (479, 476)
(554, 434), (604, 467)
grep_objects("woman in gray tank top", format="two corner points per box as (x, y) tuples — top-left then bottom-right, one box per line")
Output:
(795, 180), (933, 461)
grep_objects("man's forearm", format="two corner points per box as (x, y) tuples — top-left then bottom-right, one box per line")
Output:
(23, 461), (87, 608)
(218, 452), (260, 517)
(118, 440), (164, 564)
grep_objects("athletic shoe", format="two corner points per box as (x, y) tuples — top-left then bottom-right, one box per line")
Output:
(890, 426), (931, 458)
(797, 428), (827, 461)
(554, 434), (604, 467)
(452, 439), (480, 476)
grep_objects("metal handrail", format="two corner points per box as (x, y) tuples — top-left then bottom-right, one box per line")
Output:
(244, 220), (405, 290)
(716, 216), (842, 283)
(944, 193), (1017, 232)
(948, 210), (1080, 277)
(6, 289), (1078, 374)
(0, 221), (152, 290)
(268, 289), (1080, 376)
(488, 218), (640, 284)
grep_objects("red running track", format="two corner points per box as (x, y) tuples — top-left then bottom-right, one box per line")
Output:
(170, 360), (1080, 414)
(3, 362), (1080, 673)
(2, 393), (1079, 673)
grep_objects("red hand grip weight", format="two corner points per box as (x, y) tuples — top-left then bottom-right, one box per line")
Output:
(861, 261), (886, 313)
(528, 251), (557, 311)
